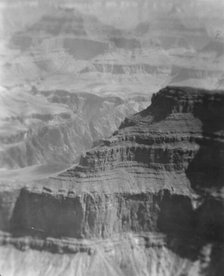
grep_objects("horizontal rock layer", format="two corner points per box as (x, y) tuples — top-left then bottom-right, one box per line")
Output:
(1, 86), (224, 275)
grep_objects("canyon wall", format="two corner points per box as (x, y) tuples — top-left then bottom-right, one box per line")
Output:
(0, 86), (224, 276)
(0, 90), (148, 169)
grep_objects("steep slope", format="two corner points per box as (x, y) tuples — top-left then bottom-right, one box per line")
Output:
(0, 88), (148, 170)
(0, 86), (224, 276)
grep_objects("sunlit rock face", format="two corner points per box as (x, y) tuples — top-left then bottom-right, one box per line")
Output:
(0, 88), (148, 171)
(0, 86), (224, 276)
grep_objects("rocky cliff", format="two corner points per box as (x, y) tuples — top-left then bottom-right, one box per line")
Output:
(0, 86), (224, 276)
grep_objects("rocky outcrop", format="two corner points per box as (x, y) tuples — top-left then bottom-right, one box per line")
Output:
(81, 63), (167, 75)
(1, 86), (224, 276)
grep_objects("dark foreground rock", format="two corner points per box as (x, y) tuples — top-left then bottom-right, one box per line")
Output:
(0, 86), (224, 276)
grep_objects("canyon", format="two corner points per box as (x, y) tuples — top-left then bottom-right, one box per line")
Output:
(0, 1), (224, 275)
(0, 86), (223, 276)
(0, 87), (148, 171)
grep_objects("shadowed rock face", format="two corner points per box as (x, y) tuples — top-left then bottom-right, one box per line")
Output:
(1, 86), (224, 276)
(28, 10), (87, 36)
(64, 38), (109, 60)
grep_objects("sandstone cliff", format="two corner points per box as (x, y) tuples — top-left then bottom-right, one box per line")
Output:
(0, 86), (224, 276)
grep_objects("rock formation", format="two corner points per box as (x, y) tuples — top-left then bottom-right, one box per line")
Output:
(0, 89), (148, 170)
(0, 86), (224, 276)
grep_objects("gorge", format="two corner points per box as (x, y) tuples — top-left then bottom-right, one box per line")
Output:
(0, 86), (223, 276)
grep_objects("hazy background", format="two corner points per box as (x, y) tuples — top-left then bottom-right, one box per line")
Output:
(0, 0), (223, 178)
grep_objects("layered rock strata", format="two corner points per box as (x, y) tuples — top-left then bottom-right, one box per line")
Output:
(0, 86), (224, 275)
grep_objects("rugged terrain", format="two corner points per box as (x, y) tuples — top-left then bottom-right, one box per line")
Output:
(0, 87), (148, 172)
(1, 1), (224, 174)
(1, 1), (224, 93)
(0, 86), (224, 276)
(1, 1), (224, 275)
(1, 1), (224, 177)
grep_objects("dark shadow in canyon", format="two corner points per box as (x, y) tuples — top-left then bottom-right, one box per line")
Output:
(10, 188), (84, 239)
(185, 90), (224, 246)
(158, 190), (224, 262)
(158, 90), (224, 266)
(186, 92), (224, 192)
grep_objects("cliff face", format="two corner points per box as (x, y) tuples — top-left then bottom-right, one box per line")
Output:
(1, 86), (224, 276)
(11, 189), (194, 239)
